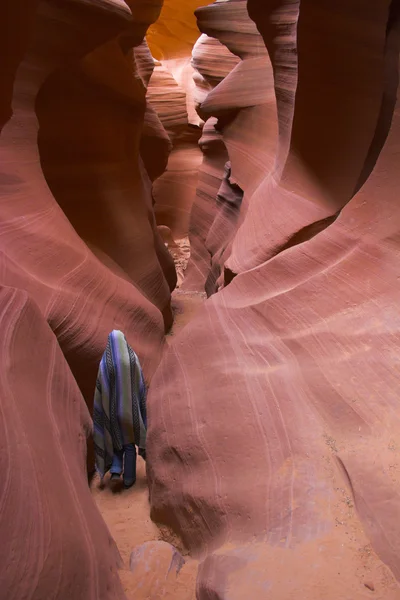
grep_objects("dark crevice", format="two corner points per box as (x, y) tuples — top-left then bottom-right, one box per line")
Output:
(353, 0), (400, 194)
(277, 211), (340, 254)
(223, 266), (237, 288)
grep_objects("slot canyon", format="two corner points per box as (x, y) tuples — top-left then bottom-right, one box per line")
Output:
(2, 0), (400, 598)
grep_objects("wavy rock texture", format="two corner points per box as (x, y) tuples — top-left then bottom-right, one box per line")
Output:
(226, 0), (395, 274)
(187, 0), (398, 289)
(136, 40), (173, 184)
(148, 0), (400, 597)
(183, 1), (278, 292)
(4, 0), (400, 598)
(0, 0), (175, 413)
(147, 0), (213, 130)
(146, 0), (213, 148)
(146, 42), (204, 288)
(148, 61), (202, 243)
(0, 0), (178, 597)
(182, 33), (239, 289)
(0, 286), (125, 599)
(36, 3), (176, 327)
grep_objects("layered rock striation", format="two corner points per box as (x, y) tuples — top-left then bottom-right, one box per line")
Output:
(148, 0), (400, 597)
(0, 0), (176, 410)
(184, 0), (278, 292)
(0, 286), (124, 599)
(3, 0), (400, 598)
(0, 0), (176, 597)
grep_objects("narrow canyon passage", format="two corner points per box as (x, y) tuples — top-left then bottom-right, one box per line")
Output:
(91, 288), (206, 599)
(1, 0), (400, 599)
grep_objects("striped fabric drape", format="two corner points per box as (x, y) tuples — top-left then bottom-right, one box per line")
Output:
(93, 330), (147, 478)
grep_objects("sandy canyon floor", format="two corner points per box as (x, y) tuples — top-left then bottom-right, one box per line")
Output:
(91, 289), (206, 599)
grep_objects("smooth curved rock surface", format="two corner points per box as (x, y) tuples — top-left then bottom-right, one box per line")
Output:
(136, 40), (174, 184)
(204, 161), (243, 295)
(4, 0), (400, 598)
(148, 0), (400, 596)
(0, 0), (207, 598)
(0, 1), (178, 594)
(226, 0), (394, 275)
(196, 540), (399, 599)
(187, 0), (397, 291)
(0, 286), (124, 599)
(36, 4), (175, 325)
(182, 32), (239, 290)
(147, 56), (203, 271)
(184, 0), (278, 292)
(0, 0), (174, 417)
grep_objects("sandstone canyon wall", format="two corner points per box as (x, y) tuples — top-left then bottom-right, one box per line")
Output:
(148, 0), (400, 598)
(0, 286), (124, 599)
(0, 0), (178, 597)
(0, 0), (175, 406)
(2, 0), (400, 598)
(147, 59), (201, 287)
(146, 4), (209, 288)
(183, 0), (279, 293)
(182, 31), (240, 290)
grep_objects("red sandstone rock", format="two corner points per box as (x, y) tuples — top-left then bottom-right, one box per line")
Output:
(184, 0), (278, 292)
(0, 0), (175, 592)
(136, 41), (174, 183)
(147, 62), (189, 138)
(35, 7), (175, 324)
(0, 1), (182, 597)
(0, 286), (124, 599)
(3, 0), (400, 598)
(226, 0), (394, 275)
(147, 56), (203, 262)
(0, 0), (174, 415)
(183, 33), (239, 290)
(188, 0), (397, 290)
(148, 0), (400, 596)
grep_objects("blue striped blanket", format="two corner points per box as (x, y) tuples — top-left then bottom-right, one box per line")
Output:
(93, 330), (147, 478)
